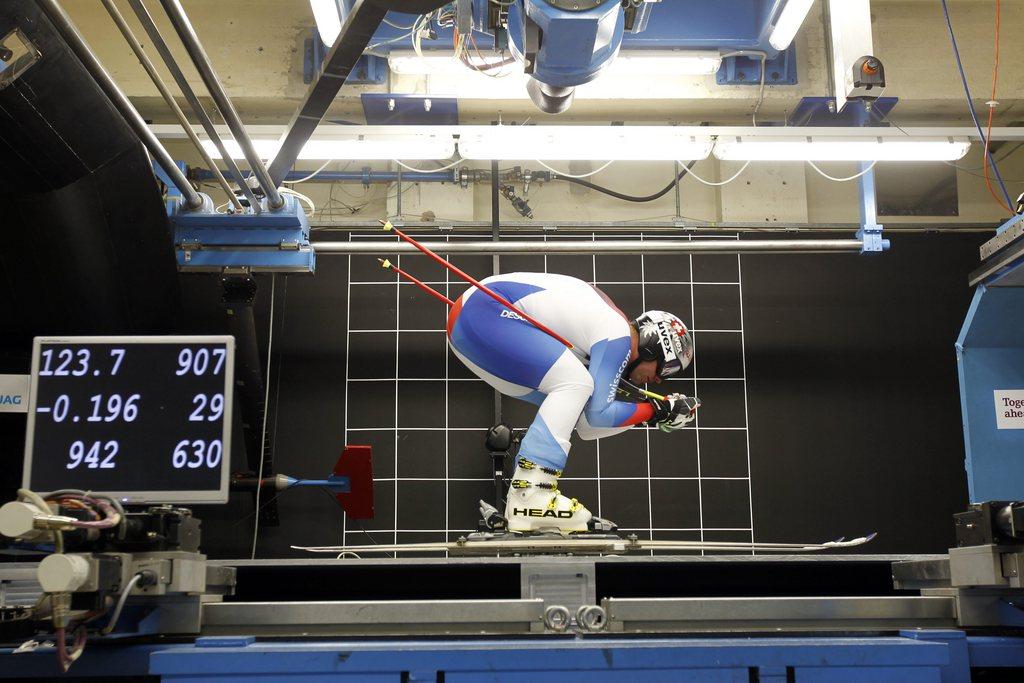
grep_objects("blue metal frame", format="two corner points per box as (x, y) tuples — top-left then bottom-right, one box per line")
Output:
(787, 97), (899, 127)
(366, 1), (801, 75)
(717, 49), (798, 86)
(170, 194), (315, 273)
(5, 634), (1024, 681)
(361, 93), (460, 125)
(788, 98), (892, 254)
(153, 160), (188, 215)
(857, 162), (890, 253)
(956, 281), (1024, 502)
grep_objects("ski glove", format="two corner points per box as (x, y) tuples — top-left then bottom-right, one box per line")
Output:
(648, 393), (701, 433)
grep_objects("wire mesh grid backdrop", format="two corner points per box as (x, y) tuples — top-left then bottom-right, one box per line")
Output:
(334, 231), (755, 553)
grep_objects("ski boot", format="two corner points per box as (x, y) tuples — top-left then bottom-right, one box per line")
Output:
(504, 457), (616, 535)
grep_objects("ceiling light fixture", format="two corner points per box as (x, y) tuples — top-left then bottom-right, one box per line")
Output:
(768, 0), (816, 51)
(458, 126), (714, 162)
(712, 136), (972, 161)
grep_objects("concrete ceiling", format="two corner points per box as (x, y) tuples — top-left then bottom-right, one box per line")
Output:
(63, 0), (1024, 127)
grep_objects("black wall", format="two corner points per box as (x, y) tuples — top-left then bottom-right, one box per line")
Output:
(1, 232), (982, 558)
(219, 232), (979, 557)
(743, 233), (981, 553)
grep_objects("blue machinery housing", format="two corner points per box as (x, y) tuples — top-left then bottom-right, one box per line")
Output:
(958, 213), (1024, 502)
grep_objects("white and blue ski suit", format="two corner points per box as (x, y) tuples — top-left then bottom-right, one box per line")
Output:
(446, 272), (655, 472)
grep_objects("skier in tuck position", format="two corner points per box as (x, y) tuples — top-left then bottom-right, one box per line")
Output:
(445, 271), (700, 534)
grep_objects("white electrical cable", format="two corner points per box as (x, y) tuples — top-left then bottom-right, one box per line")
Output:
(287, 160), (334, 184)
(100, 573), (144, 635)
(536, 159), (615, 179)
(676, 160), (751, 186)
(393, 157), (464, 173)
(250, 274), (276, 560)
(806, 160), (878, 182)
(278, 187), (316, 215)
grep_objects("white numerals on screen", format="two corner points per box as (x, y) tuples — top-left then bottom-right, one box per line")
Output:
(109, 348), (126, 375)
(172, 439), (223, 469)
(67, 440), (118, 469)
(189, 393), (224, 422)
(51, 395), (70, 422)
(40, 348), (90, 377)
(40, 347), (127, 376)
(86, 394), (140, 423)
(176, 348), (227, 376)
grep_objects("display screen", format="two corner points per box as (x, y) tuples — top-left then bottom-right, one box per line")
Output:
(23, 336), (234, 504)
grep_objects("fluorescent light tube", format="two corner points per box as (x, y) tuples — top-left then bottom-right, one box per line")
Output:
(389, 52), (505, 75)
(713, 136), (972, 161)
(388, 50), (721, 77)
(458, 126), (714, 161)
(201, 134), (457, 161)
(605, 50), (723, 76)
(310, 0), (343, 46)
(769, 0), (816, 51)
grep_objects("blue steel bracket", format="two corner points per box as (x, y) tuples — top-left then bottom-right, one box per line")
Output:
(858, 162), (890, 253)
(717, 48), (797, 86)
(171, 194), (315, 274)
(303, 29), (386, 85)
(153, 160), (188, 215)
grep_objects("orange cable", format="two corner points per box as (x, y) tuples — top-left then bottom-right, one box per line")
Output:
(984, 0), (1013, 213)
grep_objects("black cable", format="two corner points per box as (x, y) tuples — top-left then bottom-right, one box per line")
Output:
(550, 160), (698, 203)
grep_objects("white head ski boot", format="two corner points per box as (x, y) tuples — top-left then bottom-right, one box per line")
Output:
(504, 457), (594, 534)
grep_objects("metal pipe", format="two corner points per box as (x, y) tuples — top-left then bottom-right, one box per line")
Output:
(100, 0), (242, 212)
(194, 170), (459, 184)
(35, 0), (203, 210)
(156, 0), (284, 209)
(310, 240), (866, 255)
(305, 220), (997, 234)
(126, 0), (261, 213)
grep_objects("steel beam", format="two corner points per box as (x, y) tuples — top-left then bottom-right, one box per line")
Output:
(603, 596), (958, 632)
(100, 0), (242, 212)
(126, 0), (261, 213)
(310, 239), (866, 255)
(157, 0), (283, 209)
(202, 599), (545, 636)
(267, 0), (389, 186)
(35, 0), (203, 209)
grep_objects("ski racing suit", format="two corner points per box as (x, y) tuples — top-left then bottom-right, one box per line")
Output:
(446, 272), (656, 473)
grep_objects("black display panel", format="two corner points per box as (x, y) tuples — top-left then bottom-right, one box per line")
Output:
(23, 336), (234, 503)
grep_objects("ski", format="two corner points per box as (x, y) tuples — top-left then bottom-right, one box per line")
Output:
(291, 532), (877, 557)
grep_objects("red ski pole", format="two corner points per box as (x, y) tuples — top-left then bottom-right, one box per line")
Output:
(381, 221), (574, 350)
(378, 258), (455, 308)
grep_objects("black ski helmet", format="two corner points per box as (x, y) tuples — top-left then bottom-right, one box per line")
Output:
(629, 311), (693, 378)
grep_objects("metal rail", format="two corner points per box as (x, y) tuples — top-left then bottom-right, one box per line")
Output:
(310, 239), (866, 255)
(305, 220), (997, 234)
(203, 599), (545, 637)
(199, 596), (957, 636)
(100, 0), (242, 212)
(157, 0), (283, 209)
(36, 0), (203, 210)
(126, 0), (261, 213)
(603, 596), (958, 633)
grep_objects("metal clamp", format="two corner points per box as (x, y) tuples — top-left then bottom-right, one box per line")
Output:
(542, 604), (571, 632)
(575, 604), (607, 632)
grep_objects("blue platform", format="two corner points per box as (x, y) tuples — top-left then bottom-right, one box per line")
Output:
(3, 633), (1024, 681)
